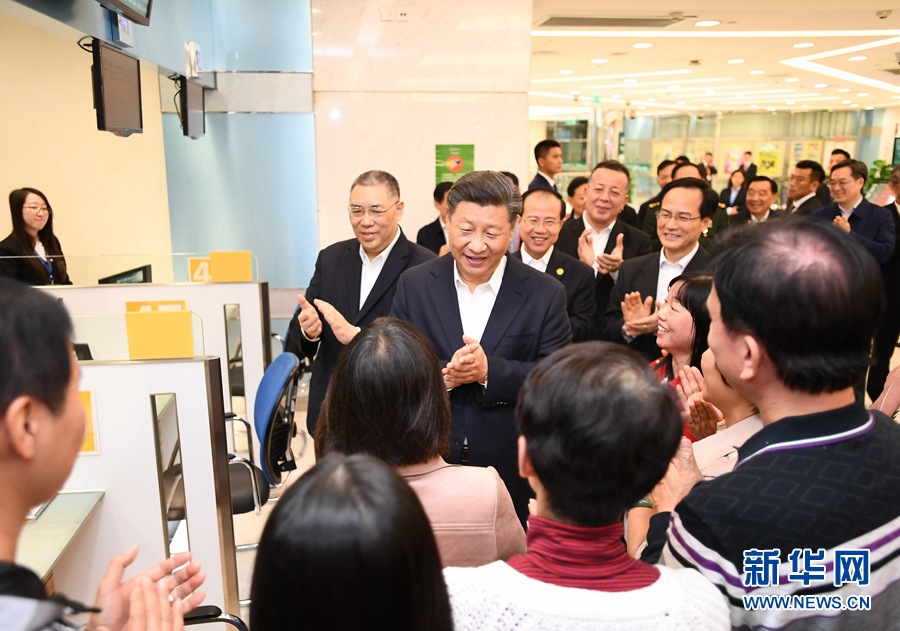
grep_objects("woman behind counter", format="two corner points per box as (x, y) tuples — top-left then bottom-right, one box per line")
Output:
(0, 187), (71, 285)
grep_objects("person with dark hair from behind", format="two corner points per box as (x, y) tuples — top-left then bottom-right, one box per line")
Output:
(812, 159), (895, 264)
(815, 148), (852, 206)
(565, 175), (588, 222)
(645, 220), (900, 630)
(443, 342), (729, 629)
(250, 454), (453, 631)
(513, 189), (596, 342)
(729, 176), (784, 226)
(0, 278), (205, 630)
(0, 188), (71, 285)
(527, 140), (562, 192)
(417, 181), (454, 255)
(600, 178), (716, 359)
(315, 317), (525, 567)
(787, 159), (825, 215)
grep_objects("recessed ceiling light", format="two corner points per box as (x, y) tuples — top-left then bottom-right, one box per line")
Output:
(802, 104), (810, 108)
(848, 55), (868, 61)
(667, 85), (681, 91)
(837, 88), (850, 93)
(624, 78), (638, 84)
(703, 104), (711, 108)
(851, 104), (859, 108)
(793, 43), (814, 49)
(705, 89), (716, 95)
(857, 92), (869, 97)
(591, 58), (609, 64)
(749, 70), (765, 75)
(638, 105), (647, 110)
(768, 108), (776, 112)
(727, 58), (745, 64)
(633, 42), (653, 49)
(646, 97), (657, 103)
(559, 69), (574, 75)
(676, 100), (685, 105)
(893, 95), (900, 99)
(865, 106), (875, 110)
(814, 83), (828, 88)
(750, 104), (759, 109)
(787, 100), (796, 105)
(611, 94), (621, 99)
(569, 90), (581, 95)
(842, 100), (852, 104)
(785, 77), (800, 83)
(694, 20), (720, 27)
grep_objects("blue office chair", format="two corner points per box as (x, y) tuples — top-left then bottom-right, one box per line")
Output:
(227, 352), (301, 515)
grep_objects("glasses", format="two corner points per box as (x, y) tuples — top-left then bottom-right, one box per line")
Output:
(591, 186), (625, 200)
(23, 205), (50, 215)
(522, 216), (561, 228)
(347, 200), (400, 218)
(828, 179), (858, 189)
(656, 209), (702, 225)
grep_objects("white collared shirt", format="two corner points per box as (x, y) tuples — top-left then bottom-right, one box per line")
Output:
(656, 242), (701, 302)
(582, 216), (619, 281)
(789, 192), (816, 213)
(839, 196), (862, 220)
(439, 216), (448, 246)
(358, 228), (401, 310)
(453, 256), (507, 343)
(521, 245), (553, 274)
(750, 210), (770, 223)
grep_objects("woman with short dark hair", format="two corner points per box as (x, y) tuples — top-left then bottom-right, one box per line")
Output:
(250, 454), (453, 631)
(316, 317), (526, 567)
(0, 188), (71, 285)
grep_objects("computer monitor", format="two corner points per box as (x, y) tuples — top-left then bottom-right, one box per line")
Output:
(98, 264), (152, 284)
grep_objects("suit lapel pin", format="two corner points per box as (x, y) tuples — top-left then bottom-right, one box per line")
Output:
(555, 267), (564, 276)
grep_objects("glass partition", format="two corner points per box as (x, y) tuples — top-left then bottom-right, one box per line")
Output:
(150, 393), (190, 556)
(70, 313), (206, 361)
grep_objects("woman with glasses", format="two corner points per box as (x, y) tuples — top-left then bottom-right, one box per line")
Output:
(0, 187), (71, 285)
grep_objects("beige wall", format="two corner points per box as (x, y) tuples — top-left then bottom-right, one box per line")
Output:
(0, 9), (173, 285)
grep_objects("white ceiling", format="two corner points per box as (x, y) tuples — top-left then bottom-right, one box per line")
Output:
(529, 1), (900, 118)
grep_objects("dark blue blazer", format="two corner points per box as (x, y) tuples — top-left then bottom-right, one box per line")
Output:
(288, 231), (435, 434)
(527, 173), (556, 192)
(391, 254), (571, 522)
(511, 247), (596, 342)
(812, 199), (896, 264)
(415, 217), (445, 255)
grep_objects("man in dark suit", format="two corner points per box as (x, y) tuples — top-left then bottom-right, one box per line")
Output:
(699, 152), (718, 184)
(512, 188), (596, 342)
(638, 160), (677, 240)
(556, 160), (652, 335)
(527, 139), (562, 192)
(416, 181), (453, 255)
(812, 159), (896, 265)
(740, 151), (757, 180)
(392, 171), (571, 524)
(599, 178), (716, 359)
(786, 160), (825, 215)
(728, 176), (785, 227)
(288, 170), (434, 434)
(869, 165), (900, 400)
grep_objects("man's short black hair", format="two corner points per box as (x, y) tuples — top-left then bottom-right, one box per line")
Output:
(522, 188), (566, 220)
(566, 176), (589, 198)
(534, 139), (561, 163)
(657, 159), (676, 175)
(831, 148), (851, 161)
(591, 160), (631, 184)
(0, 278), (73, 415)
(517, 342), (682, 527)
(794, 160), (826, 185)
(671, 162), (703, 180)
(433, 181), (453, 204)
(712, 219), (883, 393)
(748, 176), (778, 194)
(658, 177), (717, 219)
(831, 159), (867, 182)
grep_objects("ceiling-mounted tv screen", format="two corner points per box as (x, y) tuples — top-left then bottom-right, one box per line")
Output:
(95, 0), (153, 26)
(179, 77), (205, 139)
(91, 39), (143, 137)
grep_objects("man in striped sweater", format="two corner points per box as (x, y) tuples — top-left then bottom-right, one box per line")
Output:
(646, 220), (900, 630)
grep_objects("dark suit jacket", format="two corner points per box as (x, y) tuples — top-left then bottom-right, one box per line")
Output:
(511, 247), (596, 342)
(599, 247), (712, 359)
(416, 217), (445, 254)
(728, 208), (786, 228)
(816, 181), (833, 206)
(556, 217), (653, 323)
(719, 186), (747, 211)
(288, 232), (435, 433)
(0, 233), (71, 285)
(812, 199), (896, 264)
(527, 173), (556, 192)
(789, 195), (824, 216)
(391, 254), (571, 523)
(741, 162), (757, 180)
